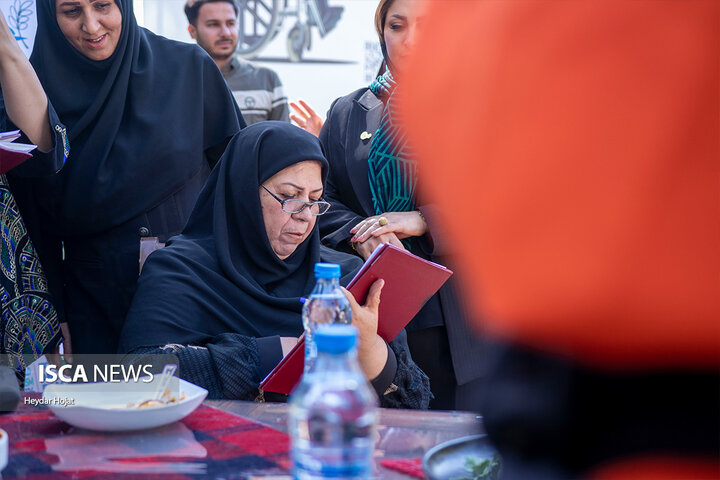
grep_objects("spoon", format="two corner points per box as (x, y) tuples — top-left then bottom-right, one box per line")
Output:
(153, 364), (177, 403)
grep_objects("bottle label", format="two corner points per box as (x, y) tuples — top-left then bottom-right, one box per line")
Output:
(293, 444), (373, 478)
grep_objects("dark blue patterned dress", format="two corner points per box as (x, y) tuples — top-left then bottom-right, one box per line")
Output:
(0, 174), (60, 380)
(0, 92), (67, 382)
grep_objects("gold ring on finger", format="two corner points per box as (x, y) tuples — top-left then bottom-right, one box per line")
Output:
(378, 217), (388, 226)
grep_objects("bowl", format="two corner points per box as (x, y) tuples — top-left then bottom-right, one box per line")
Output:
(0, 428), (7, 471)
(43, 377), (207, 432)
(423, 434), (502, 480)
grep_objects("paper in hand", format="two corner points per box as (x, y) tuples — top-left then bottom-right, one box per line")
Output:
(0, 130), (35, 173)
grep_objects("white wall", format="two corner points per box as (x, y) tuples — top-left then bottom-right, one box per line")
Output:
(134, 0), (382, 120)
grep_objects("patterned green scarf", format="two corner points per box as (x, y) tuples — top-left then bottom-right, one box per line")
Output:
(367, 71), (418, 216)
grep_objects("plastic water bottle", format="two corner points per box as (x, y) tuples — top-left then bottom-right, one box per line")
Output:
(302, 263), (351, 372)
(289, 325), (379, 480)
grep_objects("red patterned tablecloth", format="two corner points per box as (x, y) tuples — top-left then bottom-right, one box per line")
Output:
(0, 400), (290, 479)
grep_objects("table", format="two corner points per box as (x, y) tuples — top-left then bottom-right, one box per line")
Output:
(209, 400), (484, 478)
(2, 395), (483, 479)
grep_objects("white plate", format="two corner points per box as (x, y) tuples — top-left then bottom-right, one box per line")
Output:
(43, 377), (208, 432)
(0, 428), (7, 472)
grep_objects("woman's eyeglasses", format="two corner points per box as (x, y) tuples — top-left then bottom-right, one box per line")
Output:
(262, 185), (331, 215)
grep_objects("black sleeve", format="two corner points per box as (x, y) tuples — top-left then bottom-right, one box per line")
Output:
(3, 97), (67, 178)
(378, 329), (433, 409)
(128, 333), (284, 400)
(370, 341), (397, 396)
(318, 97), (366, 253)
(255, 335), (284, 379)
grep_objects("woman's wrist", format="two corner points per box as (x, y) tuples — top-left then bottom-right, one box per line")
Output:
(359, 334), (385, 357)
(416, 209), (428, 235)
(0, 19), (26, 64)
(0, 47), (25, 69)
(416, 209), (427, 226)
(358, 336), (388, 381)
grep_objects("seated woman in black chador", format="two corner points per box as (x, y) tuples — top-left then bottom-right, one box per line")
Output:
(118, 122), (431, 409)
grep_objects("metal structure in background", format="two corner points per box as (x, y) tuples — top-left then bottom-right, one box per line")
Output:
(237, 0), (344, 62)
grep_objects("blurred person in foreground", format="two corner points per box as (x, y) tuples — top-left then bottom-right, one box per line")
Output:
(185, 0), (290, 125)
(399, 1), (719, 479)
(318, 0), (485, 411)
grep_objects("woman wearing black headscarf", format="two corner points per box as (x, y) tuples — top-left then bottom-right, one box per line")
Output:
(119, 122), (431, 408)
(2, 0), (244, 356)
(318, 0), (483, 411)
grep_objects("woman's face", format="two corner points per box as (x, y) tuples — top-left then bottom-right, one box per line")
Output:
(383, 0), (428, 75)
(56, 0), (122, 61)
(259, 161), (324, 260)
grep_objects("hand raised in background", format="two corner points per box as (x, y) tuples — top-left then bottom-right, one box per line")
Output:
(49, 322), (73, 366)
(290, 100), (324, 137)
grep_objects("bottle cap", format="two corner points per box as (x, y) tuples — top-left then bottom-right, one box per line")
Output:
(315, 325), (358, 354)
(314, 263), (341, 279)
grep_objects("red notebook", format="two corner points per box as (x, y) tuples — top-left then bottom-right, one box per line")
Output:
(260, 244), (453, 395)
(0, 131), (34, 174)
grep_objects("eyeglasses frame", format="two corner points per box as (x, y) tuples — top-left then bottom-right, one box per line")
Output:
(261, 185), (330, 216)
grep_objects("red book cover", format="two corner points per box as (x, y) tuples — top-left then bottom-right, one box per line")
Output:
(0, 131), (34, 174)
(260, 244), (453, 395)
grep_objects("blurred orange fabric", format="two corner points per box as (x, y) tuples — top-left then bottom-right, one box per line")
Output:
(400, 0), (720, 370)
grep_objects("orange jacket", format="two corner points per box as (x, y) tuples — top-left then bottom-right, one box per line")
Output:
(401, 0), (719, 370)
(400, 1), (719, 478)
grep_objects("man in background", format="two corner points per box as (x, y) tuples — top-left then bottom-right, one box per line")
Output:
(185, 0), (290, 125)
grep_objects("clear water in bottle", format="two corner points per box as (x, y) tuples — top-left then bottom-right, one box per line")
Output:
(302, 263), (351, 372)
(289, 325), (378, 480)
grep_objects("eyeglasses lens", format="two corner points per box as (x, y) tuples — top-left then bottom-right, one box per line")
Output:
(282, 200), (330, 215)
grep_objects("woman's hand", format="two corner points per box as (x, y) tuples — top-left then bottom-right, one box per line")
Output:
(354, 232), (404, 260)
(341, 279), (388, 380)
(350, 211), (428, 243)
(290, 100), (324, 137)
(48, 322), (73, 366)
(57, 322), (73, 361)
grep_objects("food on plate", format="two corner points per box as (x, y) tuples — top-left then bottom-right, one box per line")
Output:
(136, 399), (166, 409)
(451, 454), (501, 480)
(124, 392), (186, 409)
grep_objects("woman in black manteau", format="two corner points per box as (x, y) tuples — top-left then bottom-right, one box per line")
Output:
(4, 0), (244, 357)
(318, 0), (484, 410)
